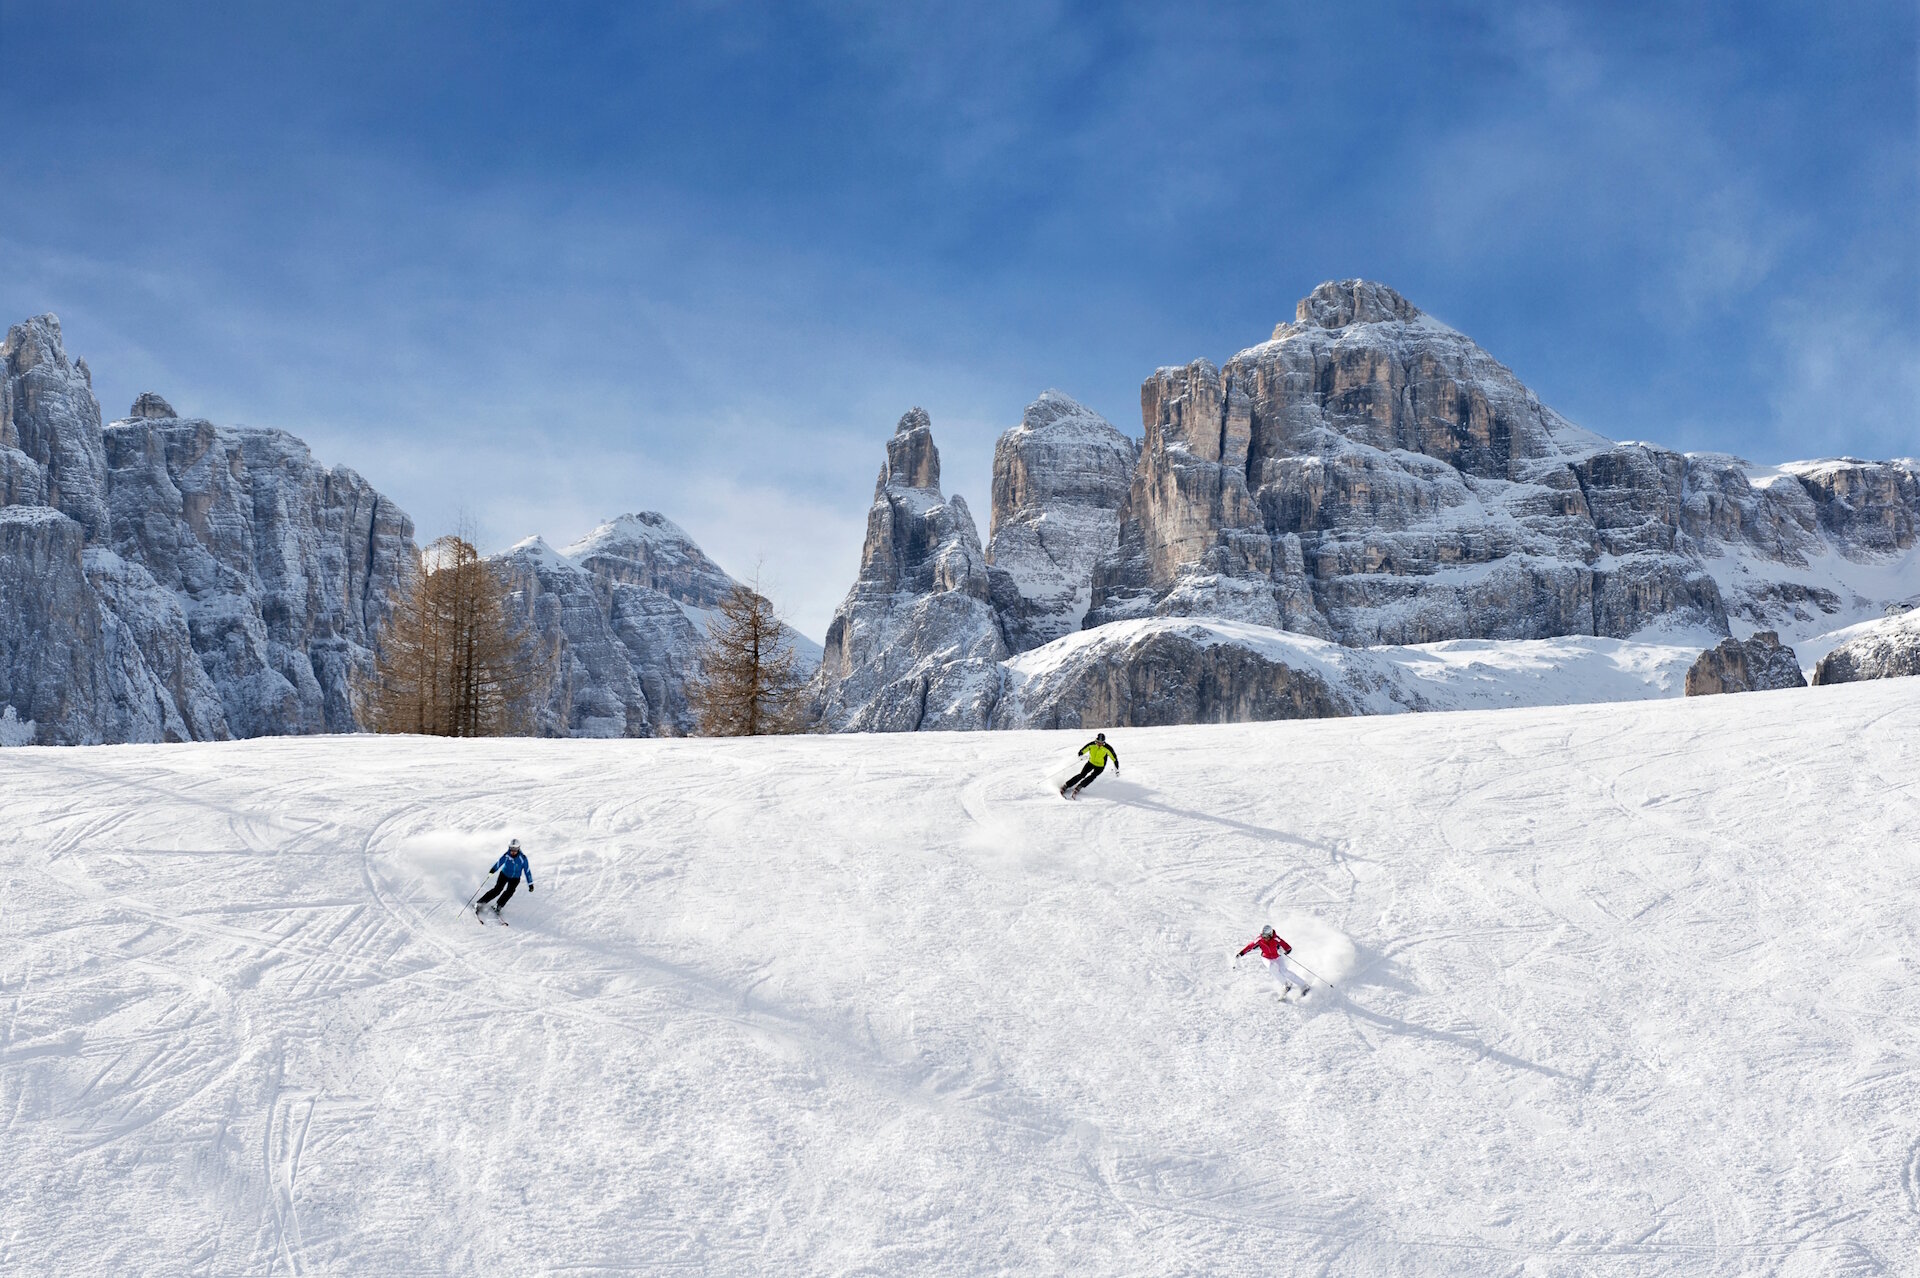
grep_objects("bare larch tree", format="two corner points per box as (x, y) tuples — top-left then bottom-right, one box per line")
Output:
(359, 535), (551, 736)
(691, 579), (805, 735)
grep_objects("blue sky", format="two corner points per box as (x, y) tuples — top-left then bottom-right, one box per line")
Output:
(3, 1), (1914, 637)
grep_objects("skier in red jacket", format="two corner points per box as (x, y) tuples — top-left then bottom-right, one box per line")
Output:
(1237, 925), (1309, 998)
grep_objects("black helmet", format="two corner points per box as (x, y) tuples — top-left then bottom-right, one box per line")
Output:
(1261, 925), (1275, 937)
(1096, 732), (1107, 741)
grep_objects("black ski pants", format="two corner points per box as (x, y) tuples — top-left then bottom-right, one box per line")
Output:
(1063, 762), (1104, 792)
(477, 873), (520, 912)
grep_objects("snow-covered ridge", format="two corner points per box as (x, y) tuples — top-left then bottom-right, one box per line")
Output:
(504, 534), (575, 572)
(496, 511), (821, 738)
(560, 510), (700, 560)
(10, 682), (1918, 1270)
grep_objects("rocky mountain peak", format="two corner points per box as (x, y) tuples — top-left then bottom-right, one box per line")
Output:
(987, 391), (1138, 652)
(564, 511), (699, 561)
(0, 314), (68, 376)
(1289, 279), (1422, 333)
(812, 407), (1007, 730)
(130, 393), (177, 420)
(884, 406), (940, 491)
(3, 312), (111, 541)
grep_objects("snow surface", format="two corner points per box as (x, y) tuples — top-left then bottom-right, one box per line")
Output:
(6, 682), (1920, 1274)
(559, 512), (700, 561)
(503, 534), (578, 573)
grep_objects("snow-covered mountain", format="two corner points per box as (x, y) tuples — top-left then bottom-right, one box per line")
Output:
(1, 316), (416, 744)
(497, 512), (821, 737)
(814, 280), (1919, 729)
(10, 680), (1918, 1271)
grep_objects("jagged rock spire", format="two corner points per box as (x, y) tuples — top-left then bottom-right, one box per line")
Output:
(812, 407), (1007, 730)
(2, 314), (110, 541)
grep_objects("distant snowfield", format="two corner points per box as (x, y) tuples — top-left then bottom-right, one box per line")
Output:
(6, 681), (1919, 1275)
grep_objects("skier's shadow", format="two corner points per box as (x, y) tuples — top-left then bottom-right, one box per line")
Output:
(1098, 781), (1335, 856)
(1333, 947), (1568, 1081)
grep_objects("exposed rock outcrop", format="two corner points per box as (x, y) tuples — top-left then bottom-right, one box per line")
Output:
(1684, 632), (1807, 696)
(994, 620), (1355, 728)
(986, 391), (1137, 652)
(1811, 612), (1920, 685)
(499, 537), (653, 738)
(812, 408), (1009, 730)
(1781, 459), (1918, 555)
(130, 392), (177, 420)
(498, 513), (821, 737)
(1088, 280), (1699, 644)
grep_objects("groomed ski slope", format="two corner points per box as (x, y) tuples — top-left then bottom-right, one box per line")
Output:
(5, 681), (1919, 1276)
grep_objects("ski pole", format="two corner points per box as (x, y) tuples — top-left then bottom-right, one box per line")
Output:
(1290, 955), (1331, 987)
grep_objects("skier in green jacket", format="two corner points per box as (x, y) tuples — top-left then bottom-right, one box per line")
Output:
(1060, 733), (1119, 799)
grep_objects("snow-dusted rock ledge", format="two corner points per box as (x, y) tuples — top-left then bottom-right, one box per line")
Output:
(992, 616), (1725, 728)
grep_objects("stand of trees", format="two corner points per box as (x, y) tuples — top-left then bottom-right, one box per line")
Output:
(690, 580), (806, 736)
(358, 535), (553, 737)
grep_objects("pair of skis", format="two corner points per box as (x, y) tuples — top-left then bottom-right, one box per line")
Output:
(464, 885), (510, 927)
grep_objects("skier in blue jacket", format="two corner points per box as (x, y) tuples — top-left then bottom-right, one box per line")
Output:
(475, 839), (534, 919)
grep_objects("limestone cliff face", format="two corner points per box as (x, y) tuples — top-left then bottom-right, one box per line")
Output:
(0, 314), (417, 744)
(0, 507), (120, 743)
(101, 412), (415, 736)
(811, 408), (1009, 730)
(1091, 281), (1618, 643)
(497, 538), (654, 739)
(986, 391), (1137, 653)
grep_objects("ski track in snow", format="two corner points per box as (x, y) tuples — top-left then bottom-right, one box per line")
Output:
(3, 682), (1919, 1275)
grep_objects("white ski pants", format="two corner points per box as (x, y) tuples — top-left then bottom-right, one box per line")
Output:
(1265, 954), (1305, 990)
